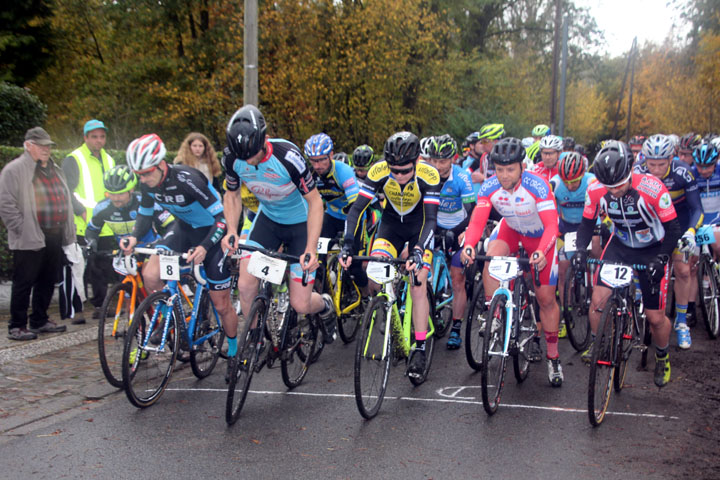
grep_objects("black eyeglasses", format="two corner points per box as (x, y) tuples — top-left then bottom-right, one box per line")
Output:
(390, 166), (414, 175)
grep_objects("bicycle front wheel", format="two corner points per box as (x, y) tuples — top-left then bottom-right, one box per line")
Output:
(563, 269), (591, 351)
(226, 298), (266, 425)
(588, 299), (618, 426)
(281, 309), (317, 388)
(190, 292), (225, 379)
(122, 291), (179, 408)
(513, 280), (537, 383)
(614, 311), (633, 392)
(354, 296), (391, 419)
(698, 258), (720, 339)
(482, 294), (508, 415)
(408, 283), (436, 386)
(432, 261), (453, 338)
(464, 282), (486, 371)
(98, 282), (137, 388)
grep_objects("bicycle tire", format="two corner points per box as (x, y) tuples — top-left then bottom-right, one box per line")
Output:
(641, 315), (651, 369)
(330, 256), (362, 343)
(226, 298), (266, 425)
(98, 282), (136, 389)
(481, 294), (508, 415)
(588, 298), (618, 426)
(513, 278), (537, 383)
(563, 268), (591, 352)
(409, 283), (437, 386)
(190, 292), (225, 379)
(354, 296), (391, 419)
(281, 308), (317, 388)
(432, 262), (453, 339)
(122, 291), (179, 408)
(465, 280), (486, 371)
(614, 310), (633, 392)
(698, 259), (720, 339)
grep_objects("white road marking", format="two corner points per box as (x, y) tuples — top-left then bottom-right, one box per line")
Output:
(163, 387), (680, 420)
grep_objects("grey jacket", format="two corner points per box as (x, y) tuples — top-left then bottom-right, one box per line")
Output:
(0, 151), (76, 250)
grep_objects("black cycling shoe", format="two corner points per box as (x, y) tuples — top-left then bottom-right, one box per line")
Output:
(408, 349), (426, 378)
(318, 293), (337, 344)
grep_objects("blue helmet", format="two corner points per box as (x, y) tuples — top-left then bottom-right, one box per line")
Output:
(304, 133), (334, 157)
(693, 143), (719, 165)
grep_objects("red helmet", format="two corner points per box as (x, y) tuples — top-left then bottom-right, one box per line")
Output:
(559, 151), (586, 182)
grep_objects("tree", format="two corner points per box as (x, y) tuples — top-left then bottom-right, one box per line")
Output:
(0, 1), (55, 85)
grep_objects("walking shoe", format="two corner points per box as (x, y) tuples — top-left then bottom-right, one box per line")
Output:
(8, 328), (37, 341)
(558, 320), (567, 339)
(528, 338), (542, 362)
(654, 354), (671, 387)
(319, 293), (337, 344)
(581, 341), (594, 364)
(225, 355), (237, 384)
(676, 324), (692, 350)
(446, 331), (462, 350)
(29, 321), (67, 334)
(408, 349), (426, 378)
(71, 314), (86, 325)
(547, 357), (564, 387)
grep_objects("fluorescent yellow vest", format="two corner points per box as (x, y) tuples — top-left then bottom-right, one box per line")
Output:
(70, 143), (115, 237)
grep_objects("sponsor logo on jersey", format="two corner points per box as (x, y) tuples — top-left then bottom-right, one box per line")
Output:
(659, 192), (672, 209)
(285, 149), (307, 174)
(635, 228), (653, 243)
(342, 178), (355, 189)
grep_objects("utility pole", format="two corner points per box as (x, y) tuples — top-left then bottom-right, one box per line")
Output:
(558, 15), (569, 137)
(244, 0), (258, 106)
(611, 37), (637, 140)
(549, 0), (562, 133)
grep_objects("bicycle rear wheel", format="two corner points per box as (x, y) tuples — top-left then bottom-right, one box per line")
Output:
(432, 262), (453, 339)
(513, 279), (537, 383)
(464, 281), (486, 371)
(330, 256), (362, 343)
(408, 283), (437, 386)
(226, 298), (266, 425)
(563, 269), (591, 351)
(122, 291), (179, 408)
(482, 294), (508, 415)
(588, 299), (618, 426)
(98, 282), (136, 388)
(354, 297), (391, 419)
(698, 259), (720, 339)
(281, 309), (317, 388)
(190, 292), (225, 379)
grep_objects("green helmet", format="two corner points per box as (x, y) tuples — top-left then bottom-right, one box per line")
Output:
(478, 123), (505, 141)
(531, 124), (551, 137)
(526, 141), (541, 163)
(103, 165), (137, 194)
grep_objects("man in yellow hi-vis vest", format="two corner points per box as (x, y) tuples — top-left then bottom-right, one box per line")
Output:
(62, 119), (116, 318)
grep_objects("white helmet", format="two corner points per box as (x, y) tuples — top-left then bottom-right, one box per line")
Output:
(521, 137), (535, 148)
(126, 134), (166, 172)
(419, 136), (433, 159)
(539, 134), (563, 151)
(642, 134), (674, 160)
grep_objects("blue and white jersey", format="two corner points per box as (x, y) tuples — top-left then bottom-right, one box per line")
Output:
(550, 172), (596, 232)
(315, 160), (359, 220)
(223, 139), (316, 225)
(692, 163), (720, 225)
(437, 165), (475, 229)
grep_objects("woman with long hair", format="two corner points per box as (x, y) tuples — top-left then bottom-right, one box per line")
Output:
(174, 132), (222, 190)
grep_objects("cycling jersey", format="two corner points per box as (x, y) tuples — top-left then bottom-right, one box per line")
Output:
(550, 173), (596, 231)
(133, 165), (225, 251)
(437, 164), (475, 232)
(576, 173), (681, 257)
(344, 160), (441, 253)
(86, 193), (174, 245)
(314, 159), (359, 220)
(462, 153), (485, 195)
(634, 159), (703, 231)
(530, 161), (559, 184)
(223, 139), (316, 224)
(464, 171), (559, 256)
(692, 163), (720, 224)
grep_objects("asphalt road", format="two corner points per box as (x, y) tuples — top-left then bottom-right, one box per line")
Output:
(3, 328), (714, 480)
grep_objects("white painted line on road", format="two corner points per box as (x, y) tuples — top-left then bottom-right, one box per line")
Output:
(163, 387), (680, 420)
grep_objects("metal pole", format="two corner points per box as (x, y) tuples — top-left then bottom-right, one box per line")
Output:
(549, 0), (562, 133)
(611, 37), (636, 140)
(625, 39), (637, 141)
(558, 15), (569, 137)
(244, 0), (258, 106)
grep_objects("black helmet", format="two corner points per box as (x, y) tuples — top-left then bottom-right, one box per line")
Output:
(563, 136), (576, 150)
(428, 134), (457, 160)
(593, 140), (633, 187)
(383, 131), (420, 166)
(103, 164), (137, 194)
(351, 144), (375, 168)
(490, 137), (526, 166)
(226, 104), (267, 160)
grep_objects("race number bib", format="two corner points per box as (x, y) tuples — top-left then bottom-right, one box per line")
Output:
(317, 237), (331, 254)
(488, 258), (519, 282)
(159, 255), (180, 281)
(599, 264), (633, 288)
(696, 225), (715, 246)
(366, 262), (397, 284)
(564, 232), (578, 253)
(247, 251), (287, 284)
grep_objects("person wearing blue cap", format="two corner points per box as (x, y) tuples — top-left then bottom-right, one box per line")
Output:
(62, 119), (116, 319)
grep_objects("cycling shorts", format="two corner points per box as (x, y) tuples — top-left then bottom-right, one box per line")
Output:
(370, 216), (433, 270)
(489, 218), (558, 286)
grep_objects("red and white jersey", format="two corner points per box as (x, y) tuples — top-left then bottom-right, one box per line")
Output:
(530, 161), (559, 184)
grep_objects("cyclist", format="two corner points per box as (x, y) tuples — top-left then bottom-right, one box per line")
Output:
(573, 141), (680, 387)
(221, 105), (336, 365)
(628, 135), (646, 161)
(426, 134), (476, 350)
(85, 165), (174, 252)
(634, 134), (704, 349)
(304, 133), (369, 297)
(693, 142), (720, 225)
(333, 152), (350, 164)
(476, 123), (505, 181)
(461, 131), (482, 181)
(341, 131), (441, 377)
(678, 133), (703, 166)
(562, 136), (576, 153)
(120, 134), (238, 373)
(531, 124), (551, 142)
(351, 144), (376, 181)
(531, 134), (563, 183)
(461, 137), (564, 387)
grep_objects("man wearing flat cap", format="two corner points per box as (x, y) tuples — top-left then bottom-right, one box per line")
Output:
(0, 127), (75, 340)
(62, 119), (116, 317)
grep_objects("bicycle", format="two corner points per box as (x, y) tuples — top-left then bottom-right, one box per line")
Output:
(429, 231), (455, 339)
(695, 225), (720, 338)
(586, 258), (649, 426)
(352, 255), (436, 419)
(560, 231), (593, 352)
(226, 245), (319, 426)
(471, 248), (540, 415)
(121, 247), (226, 408)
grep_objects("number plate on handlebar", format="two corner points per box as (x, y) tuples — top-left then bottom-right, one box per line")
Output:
(317, 237), (331, 254)
(366, 262), (397, 284)
(599, 264), (633, 288)
(564, 232), (578, 253)
(488, 258), (519, 281)
(247, 251), (287, 284)
(159, 255), (180, 281)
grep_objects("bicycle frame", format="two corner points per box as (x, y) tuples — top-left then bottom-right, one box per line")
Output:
(430, 249), (454, 312)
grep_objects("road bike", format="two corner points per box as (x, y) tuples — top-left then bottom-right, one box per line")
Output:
(560, 231), (593, 352)
(695, 225), (720, 338)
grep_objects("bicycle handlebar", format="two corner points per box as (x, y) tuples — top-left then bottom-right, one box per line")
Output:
(229, 243), (311, 286)
(131, 247), (206, 286)
(349, 255), (421, 286)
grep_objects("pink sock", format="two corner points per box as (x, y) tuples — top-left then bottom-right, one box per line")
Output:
(545, 330), (559, 359)
(415, 331), (427, 341)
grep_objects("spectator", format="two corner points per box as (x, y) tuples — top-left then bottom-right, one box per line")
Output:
(173, 132), (222, 191)
(0, 127), (74, 340)
(62, 119), (116, 318)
